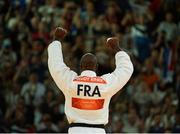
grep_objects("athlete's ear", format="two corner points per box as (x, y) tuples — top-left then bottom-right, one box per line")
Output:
(95, 63), (98, 72)
(79, 62), (84, 72)
(96, 63), (98, 70)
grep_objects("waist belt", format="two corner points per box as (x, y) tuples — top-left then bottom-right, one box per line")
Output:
(69, 123), (105, 129)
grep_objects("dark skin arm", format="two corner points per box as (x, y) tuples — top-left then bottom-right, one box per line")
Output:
(53, 27), (68, 41)
(106, 37), (122, 53)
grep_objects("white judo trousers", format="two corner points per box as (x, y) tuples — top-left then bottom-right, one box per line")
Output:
(48, 41), (133, 133)
(68, 127), (106, 134)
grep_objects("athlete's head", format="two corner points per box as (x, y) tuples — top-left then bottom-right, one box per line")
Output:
(80, 53), (97, 72)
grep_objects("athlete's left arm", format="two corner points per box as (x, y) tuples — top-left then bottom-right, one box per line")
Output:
(102, 51), (133, 96)
(101, 37), (134, 96)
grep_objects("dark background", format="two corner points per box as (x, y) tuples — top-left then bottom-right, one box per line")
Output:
(0, 0), (180, 133)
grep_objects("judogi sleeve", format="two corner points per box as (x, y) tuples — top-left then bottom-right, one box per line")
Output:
(48, 41), (77, 92)
(102, 51), (134, 96)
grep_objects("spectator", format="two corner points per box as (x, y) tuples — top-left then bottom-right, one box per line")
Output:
(112, 119), (124, 133)
(40, 90), (56, 114)
(133, 81), (152, 107)
(5, 82), (21, 110)
(122, 111), (140, 133)
(0, 39), (17, 66)
(157, 12), (177, 42)
(172, 112), (180, 133)
(131, 14), (151, 62)
(148, 113), (165, 133)
(142, 58), (160, 90)
(13, 59), (30, 84)
(21, 72), (46, 106)
(37, 113), (58, 132)
(129, 0), (150, 15)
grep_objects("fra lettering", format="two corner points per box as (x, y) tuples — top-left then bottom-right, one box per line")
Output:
(77, 84), (101, 97)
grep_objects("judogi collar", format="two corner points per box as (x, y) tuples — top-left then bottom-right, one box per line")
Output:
(80, 70), (96, 77)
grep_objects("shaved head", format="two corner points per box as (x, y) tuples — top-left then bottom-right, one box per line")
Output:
(80, 53), (97, 72)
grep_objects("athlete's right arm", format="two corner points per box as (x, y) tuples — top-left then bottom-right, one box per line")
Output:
(48, 28), (77, 92)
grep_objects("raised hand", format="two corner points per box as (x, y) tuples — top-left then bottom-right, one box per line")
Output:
(53, 27), (68, 41)
(106, 37), (121, 53)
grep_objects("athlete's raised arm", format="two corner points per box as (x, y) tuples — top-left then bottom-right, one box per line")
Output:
(47, 27), (77, 92)
(102, 37), (134, 95)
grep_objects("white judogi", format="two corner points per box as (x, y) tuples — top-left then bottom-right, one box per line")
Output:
(48, 41), (133, 133)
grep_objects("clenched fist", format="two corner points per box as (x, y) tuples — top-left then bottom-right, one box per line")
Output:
(53, 27), (67, 41)
(106, 37), (121, 53)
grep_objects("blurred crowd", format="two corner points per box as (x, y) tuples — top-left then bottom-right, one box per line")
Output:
(0, 0), (180, 133)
